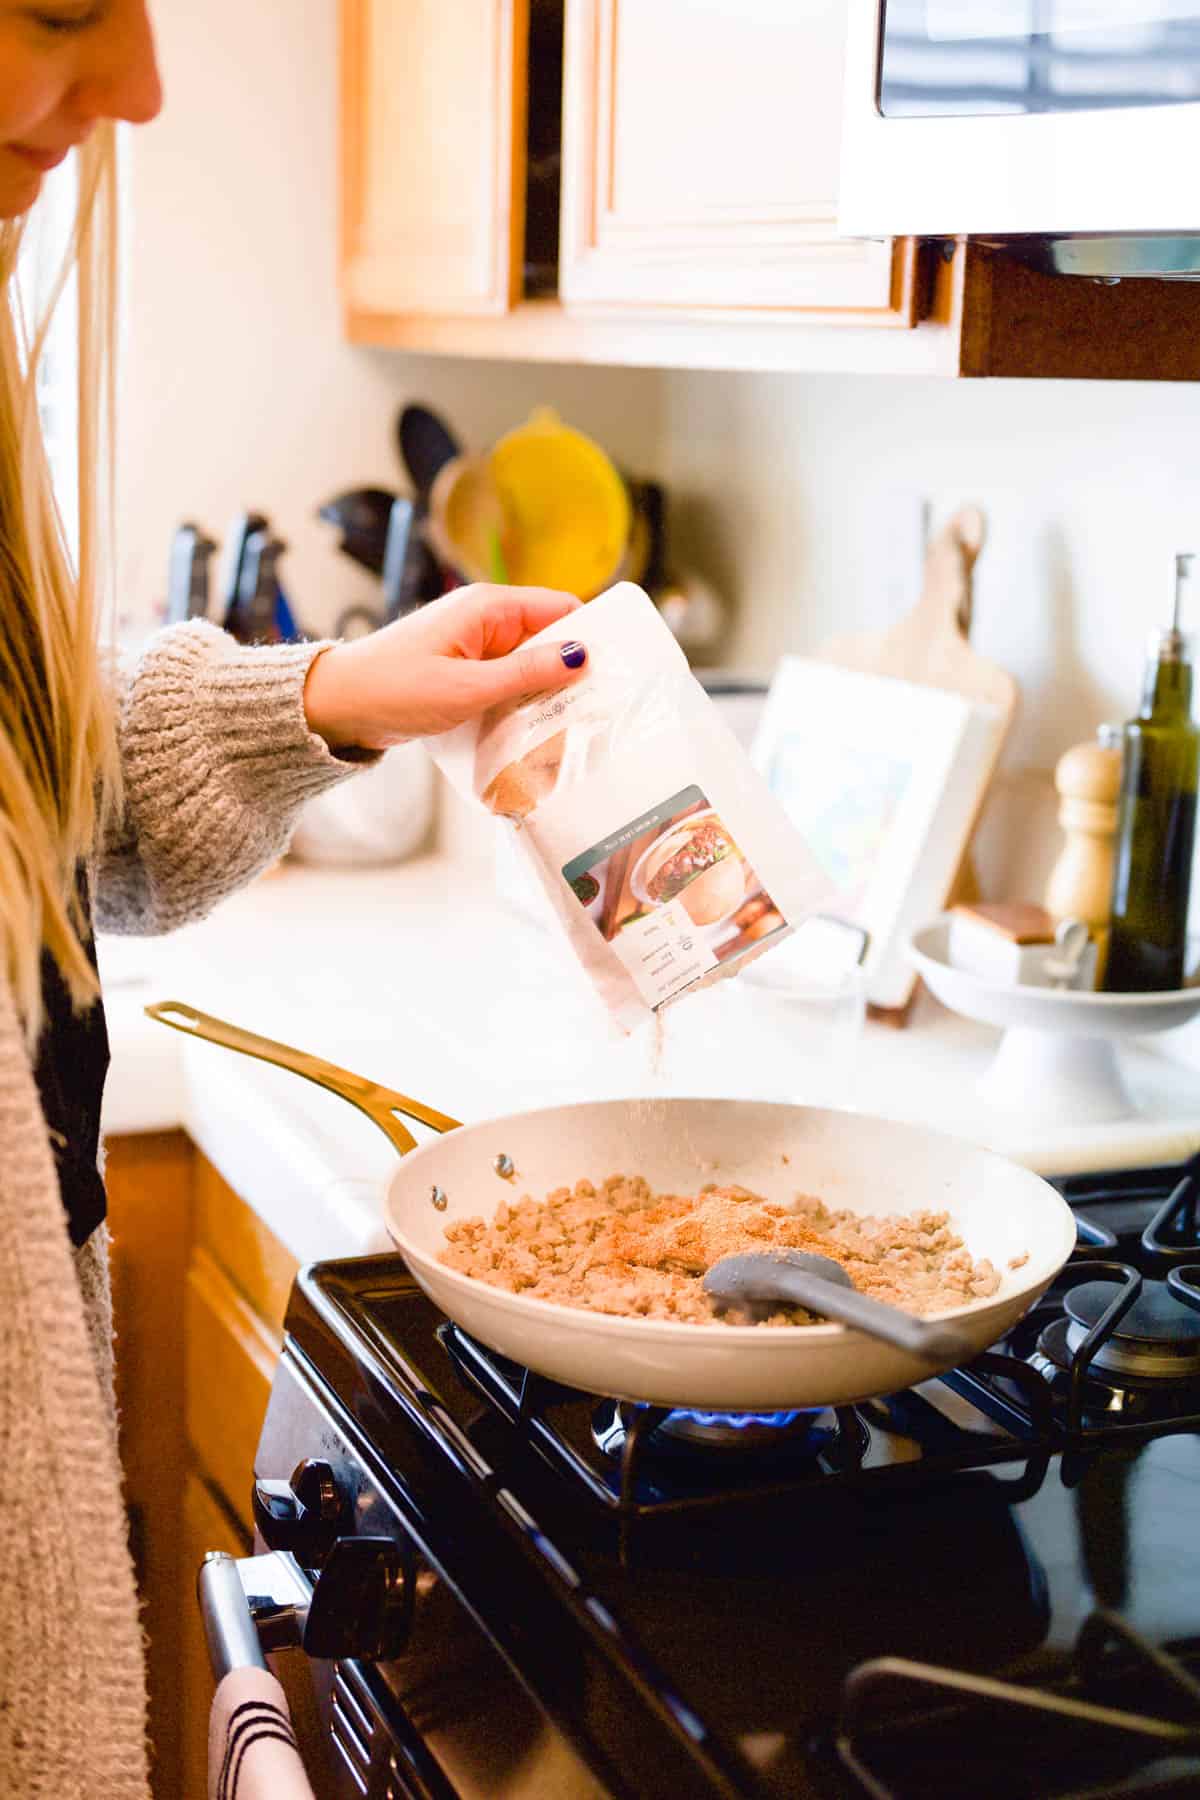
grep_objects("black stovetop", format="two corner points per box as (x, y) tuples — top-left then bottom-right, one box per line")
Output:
(283, 1161), (1200, 1800)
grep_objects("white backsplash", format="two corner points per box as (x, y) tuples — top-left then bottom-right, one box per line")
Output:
(653, 367), (1200, 906)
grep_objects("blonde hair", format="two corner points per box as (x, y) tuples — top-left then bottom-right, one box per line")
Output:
(0, 125), (120, 1040)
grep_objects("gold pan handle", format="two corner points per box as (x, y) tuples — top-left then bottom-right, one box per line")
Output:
(145, 1000), (460, 1158)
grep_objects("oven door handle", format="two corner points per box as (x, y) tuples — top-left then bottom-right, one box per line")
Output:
(197, 1549), (312, 1681)
(198, 1536), (415, 1681)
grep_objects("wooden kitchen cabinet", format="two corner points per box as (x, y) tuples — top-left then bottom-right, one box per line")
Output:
(342, 0), (923, 366)
(107, 1137), (299, 1799)
(107, 1133), (194, 1800)
(185, 1248), (278, 1526)
(558, 0), (916, 327)
(342, 2), (1200, 377)
(341, 0), (529, 318)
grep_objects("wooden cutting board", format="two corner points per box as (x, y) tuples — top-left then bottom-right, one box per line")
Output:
(812, 504), (1019, 1024)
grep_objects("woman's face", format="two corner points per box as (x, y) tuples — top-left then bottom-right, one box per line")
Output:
(0, 2), (161, 219)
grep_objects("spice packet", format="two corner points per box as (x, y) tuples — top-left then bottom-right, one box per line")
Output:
(425, 583), (828, 1032)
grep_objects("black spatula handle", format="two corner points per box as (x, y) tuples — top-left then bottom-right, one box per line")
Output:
(703, 1251), (975, 1364)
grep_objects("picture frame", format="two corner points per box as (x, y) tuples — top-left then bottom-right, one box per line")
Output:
(751, 657), (1005, 1010)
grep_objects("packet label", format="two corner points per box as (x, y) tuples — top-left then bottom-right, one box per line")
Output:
(608, 902), (718, 1008)
(561, 783), (787, 1011)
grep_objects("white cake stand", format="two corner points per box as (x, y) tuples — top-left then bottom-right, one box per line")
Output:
(908, 918), (1200, 1126)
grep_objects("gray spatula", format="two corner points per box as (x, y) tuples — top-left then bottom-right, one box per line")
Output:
(703, 1249), (976, 1364)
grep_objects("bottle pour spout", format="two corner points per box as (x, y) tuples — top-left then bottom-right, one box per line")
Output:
(1156, 552), (1196, 664)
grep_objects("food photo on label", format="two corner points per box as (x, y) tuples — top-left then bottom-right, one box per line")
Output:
(563, 790), (787, 980)
(639, 810), (745, 921)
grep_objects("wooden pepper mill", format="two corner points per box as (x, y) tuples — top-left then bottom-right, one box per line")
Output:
(1044, 725), (1123, 936)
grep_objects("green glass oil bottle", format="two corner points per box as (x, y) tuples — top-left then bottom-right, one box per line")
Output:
(1104, 553), (1200, 993)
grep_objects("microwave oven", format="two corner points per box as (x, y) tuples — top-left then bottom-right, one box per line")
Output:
(839, 1), (1200, 277)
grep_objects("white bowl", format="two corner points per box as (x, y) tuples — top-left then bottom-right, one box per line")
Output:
(909, 916), (1200, 1124)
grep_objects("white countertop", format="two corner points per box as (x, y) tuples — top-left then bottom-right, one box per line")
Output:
(98, 855), (1200, 1268)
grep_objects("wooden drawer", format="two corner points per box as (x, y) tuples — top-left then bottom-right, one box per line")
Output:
(185, 1247), (279, 1531)
(193, 1153), (298, 1337)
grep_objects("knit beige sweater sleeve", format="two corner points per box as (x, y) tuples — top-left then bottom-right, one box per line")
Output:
(0, 981), (150, 1800)
(1, 623), (372, 1800)
(96, 618), (368, 933)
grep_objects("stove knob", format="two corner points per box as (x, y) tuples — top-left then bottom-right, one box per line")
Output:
(302, 1535), (414, 1661)
(252, 1458), (349, 1566)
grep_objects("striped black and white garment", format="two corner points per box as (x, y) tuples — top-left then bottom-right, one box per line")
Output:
(208, 1667), (315, 1800)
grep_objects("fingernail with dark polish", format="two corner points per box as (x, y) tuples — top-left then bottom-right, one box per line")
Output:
(560, 641), (587, 669)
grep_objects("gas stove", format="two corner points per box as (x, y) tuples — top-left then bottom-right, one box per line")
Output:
(252, 1160), (1200, 1799)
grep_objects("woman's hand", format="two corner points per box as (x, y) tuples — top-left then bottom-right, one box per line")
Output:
(302, 584), (586, 753)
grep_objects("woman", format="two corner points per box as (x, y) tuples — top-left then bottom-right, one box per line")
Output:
(0, 6), (585, 1795)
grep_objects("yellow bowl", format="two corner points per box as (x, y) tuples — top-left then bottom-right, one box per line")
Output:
(488, 408), (632, 599)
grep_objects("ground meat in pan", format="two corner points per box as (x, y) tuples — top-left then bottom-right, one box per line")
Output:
(439, 1176), (1001, 1326)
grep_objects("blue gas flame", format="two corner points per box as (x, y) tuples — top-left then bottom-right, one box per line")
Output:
(667, 1408), (815, 1430)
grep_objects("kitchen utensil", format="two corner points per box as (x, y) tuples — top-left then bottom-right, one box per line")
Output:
(814, 504), (1017, 1018)
(396, 404), (460, 500)
(393, 405), (462, 607)
(165, 522), (217, 625)
(230, 530), (287, 644)
(145, 1001), (1077, 1410)
(616, 480), (651, 589)
(488, 408), (632, 599)
(317, 487), (397, 576)
(220, 510), (268, 633)
(637, 482), (727, 661)
(379, 498), (420, 620)
(426, 453), (517, 587)
(909, 915), (1200, 1125)
(703, 1249), (975, 1362)
(328, 499), (423, 637)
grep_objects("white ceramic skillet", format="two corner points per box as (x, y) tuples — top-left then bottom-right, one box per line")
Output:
(149, 1002), (1078, 1412)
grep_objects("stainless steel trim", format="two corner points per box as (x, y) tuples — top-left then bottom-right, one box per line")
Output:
(839, 0), (1200, 241)
(196, 1548), (312, 1681)
(979, 233), (1200, 279)
(332, 1665), (375, 1748)
(198, 1553), (267, 1677)
(330, 1729), (370, 1795)
(331, 1694), (372, 1777)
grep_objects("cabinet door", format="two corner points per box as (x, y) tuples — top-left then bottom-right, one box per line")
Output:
(107, 1132), (194, 1797)
(185, 1248), (279, 1532)
(560, 0), (915, 324)
(342, 0), (529, 318)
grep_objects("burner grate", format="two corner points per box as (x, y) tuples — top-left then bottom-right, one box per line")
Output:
(1143, 1162), (1200, 1273)
(440, 1322), (1056, 1531)
(833, 1608), (1200, 1799)
(984, 1259), (1200, 1448)
(431, 1163), (1200, 1544)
